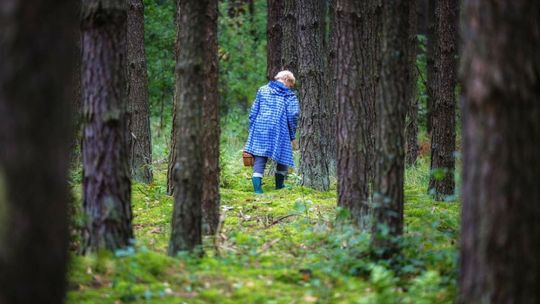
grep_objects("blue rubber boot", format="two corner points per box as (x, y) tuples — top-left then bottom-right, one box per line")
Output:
(275, 174), (285, 190)
(252, 177), (263, 194)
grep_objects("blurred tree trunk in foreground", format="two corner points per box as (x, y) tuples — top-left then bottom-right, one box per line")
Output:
(127, 0), (153, 184)
(428, 0), (458, 200)
(81, 0), (134, 253)
(371, 0), (410, 255)
(201, 0), (221, 236)
(168, 0), (208, 255)
(297, 0), (331, 191)
(334, 0), (380, 229)
(459, 0), (540, 302)
(0, 1), (76, 302)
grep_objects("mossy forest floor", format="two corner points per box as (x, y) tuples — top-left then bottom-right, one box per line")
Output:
(68, 148), (459, 303)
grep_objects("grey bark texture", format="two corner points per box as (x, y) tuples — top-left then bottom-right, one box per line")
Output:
(371, 0), (410, 254)
(334, 0), (380, 229)
(428, 0), (457, 200)
(0, 1), (76, 302)
(459, 1), (540, 303)
(267, 0), (283, 80)
(405, 0), (419, 166)
(324, 0), (337, 175)
(281, 0), (298, 76)
(167, 0), (182, 196)
(297, 0), (331, 191)
(81, 0), (134, 253)
(426, 0), (437, 134)
(127, 0), (153, 184)
(168, 0), (208, 255)
(201, 0), (221, 236)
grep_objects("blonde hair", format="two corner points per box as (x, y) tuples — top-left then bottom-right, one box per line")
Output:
(274, 70), (296, 86)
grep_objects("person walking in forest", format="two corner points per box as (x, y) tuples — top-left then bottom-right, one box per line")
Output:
(244, 70), (299, 194)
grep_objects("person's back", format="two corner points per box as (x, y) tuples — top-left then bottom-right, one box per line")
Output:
(244, 71), (299, 193)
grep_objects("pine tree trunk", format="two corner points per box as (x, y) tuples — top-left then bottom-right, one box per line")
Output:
(81, 0), (134, 253)
(0, 2), (76, 302)
(167, 99), (178, 195)
(334, 0), (379, 229)
(127, 0), (153, 184)
(167, 1), (182, 196)
(324, 0), (337, 176)
(267, 0), (283, 80)
(297, 0), (331, 191)
(281, 0), (298, 76)
(426, 0), (437, 134)
(405, 0), (419, 166)
(428, 0), (457, 200)
(168, 0), (207, 255)
(371, 0), (410, 254)
(201, 0), (220, 236)
(459, 1), (540, 302)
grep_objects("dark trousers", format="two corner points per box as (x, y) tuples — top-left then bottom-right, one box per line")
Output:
(252, 156), (288, 178)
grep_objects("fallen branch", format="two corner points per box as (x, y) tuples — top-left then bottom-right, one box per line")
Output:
(263, 213), (300, 229)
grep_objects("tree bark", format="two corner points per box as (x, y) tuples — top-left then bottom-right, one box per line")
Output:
(334, 0), (380, 229)
(127, 0), (153, 184)
(297, 0), (331, 191)
(325, 0), (337, 175)
(426, 0), (437, 134)
(459, 1), (540, 303)
(167, 0), (182, 196)
(281, 0), (298, 76)
(81, 0), (134, 253)
(428, 0), (457, 200)
(267, 0), (283, 80)
(201, 0), (221, 236)
(405, 0), (419, 166)
(168, 0), (207, 255)
(0, 1), (76, 302)
(371, 0), (410, 254)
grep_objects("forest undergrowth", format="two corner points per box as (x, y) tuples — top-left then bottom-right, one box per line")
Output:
(67, 120), (459, 304)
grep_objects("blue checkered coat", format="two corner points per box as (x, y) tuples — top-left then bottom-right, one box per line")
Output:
(244, 81), (299, 167)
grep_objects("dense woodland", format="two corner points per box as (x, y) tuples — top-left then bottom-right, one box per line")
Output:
(0, 0), (539, 303)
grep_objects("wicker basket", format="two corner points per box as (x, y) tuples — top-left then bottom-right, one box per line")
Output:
(242, 151), (254, 167)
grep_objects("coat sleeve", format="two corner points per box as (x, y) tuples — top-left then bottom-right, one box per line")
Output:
(249, 89), (262, 129)
(286, 95), (299, 140)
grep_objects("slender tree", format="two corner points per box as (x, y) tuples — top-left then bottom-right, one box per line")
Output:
(428, 0), (458, 200)
(405, 0), (419, 166)
(201, 0), (221, 236)
(127, 0), (153, 184)
(267, 0), (283, 80)
(371, 0), (410, 254)
(426, 0), (437, 133)
(81, 0), (134, 253)
(297, 0), (331, 191)
(167, 0), (182, 195)
(459, 1), (540, 302)
(168, 0), (208, 254)
(326, 0), (337, 170)
(334, 0), (380, 229)
(0, 1), (76, 302)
